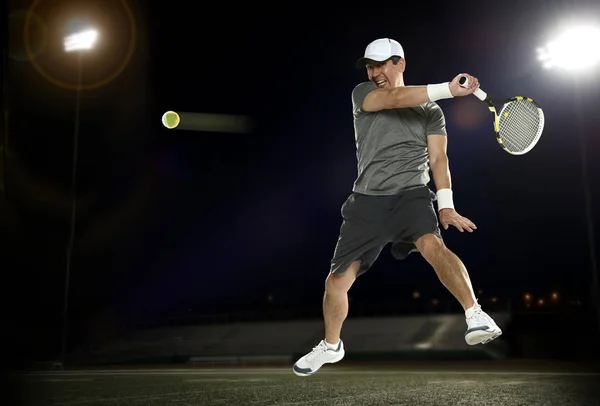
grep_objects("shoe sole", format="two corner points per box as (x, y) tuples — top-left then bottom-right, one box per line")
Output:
(292, 352), (345, 377)
(465, 329), (502, 345)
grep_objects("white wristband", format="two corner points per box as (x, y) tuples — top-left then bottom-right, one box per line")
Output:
(427, 82), (453, 101)
(436, 188), (454, 211)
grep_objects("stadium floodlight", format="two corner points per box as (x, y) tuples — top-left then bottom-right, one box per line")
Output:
(60, 25), (99, 364)
(537, 23), (600, 334)
(537, 25), (600, 70)
(64, 28), (98, 52)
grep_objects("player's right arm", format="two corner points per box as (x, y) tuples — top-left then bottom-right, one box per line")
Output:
(361, 73), (480, 112)
(362, 86), (433, 111)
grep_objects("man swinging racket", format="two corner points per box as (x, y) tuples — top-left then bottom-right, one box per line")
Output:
(293, 38), (502, 377)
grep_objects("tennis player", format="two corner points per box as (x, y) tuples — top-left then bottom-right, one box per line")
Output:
(293, 38), (502, 377)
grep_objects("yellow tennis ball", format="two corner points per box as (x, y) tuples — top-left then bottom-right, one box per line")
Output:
(161, 111), (180, 129)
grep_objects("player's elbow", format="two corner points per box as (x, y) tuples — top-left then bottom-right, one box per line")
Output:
(429, 153), (448, 168)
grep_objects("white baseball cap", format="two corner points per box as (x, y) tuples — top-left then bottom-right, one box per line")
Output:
(355, 38), (405, 68)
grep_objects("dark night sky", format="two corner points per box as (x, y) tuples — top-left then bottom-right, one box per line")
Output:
(4, 0), (600, 352)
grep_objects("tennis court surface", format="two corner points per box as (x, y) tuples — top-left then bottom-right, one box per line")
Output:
(9, 361), (600, 405)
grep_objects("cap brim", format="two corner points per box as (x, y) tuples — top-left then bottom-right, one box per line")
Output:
(355, 55), (392, 69)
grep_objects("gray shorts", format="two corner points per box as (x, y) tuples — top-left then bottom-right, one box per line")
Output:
(330, 186), (441, 276)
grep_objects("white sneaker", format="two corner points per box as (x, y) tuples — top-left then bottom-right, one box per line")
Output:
(293, 339), (345, 376)
(464, 303), (502, 345)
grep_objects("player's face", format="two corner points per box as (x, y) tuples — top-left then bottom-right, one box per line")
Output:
(366, 58), (404, 88)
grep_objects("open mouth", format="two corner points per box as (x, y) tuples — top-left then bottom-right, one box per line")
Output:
(375, 79), (387, 88)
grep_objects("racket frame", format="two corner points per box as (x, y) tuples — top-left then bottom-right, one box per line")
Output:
(459, 77), (544, 155)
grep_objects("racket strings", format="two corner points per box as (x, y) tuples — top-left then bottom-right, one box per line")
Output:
(498, 100), (544, 154)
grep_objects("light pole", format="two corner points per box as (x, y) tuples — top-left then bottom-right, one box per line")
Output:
(61, 28), (98, 363)
(537, 25), (600, 331)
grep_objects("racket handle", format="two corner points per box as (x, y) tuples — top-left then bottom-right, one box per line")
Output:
(458, 76), (487, 101)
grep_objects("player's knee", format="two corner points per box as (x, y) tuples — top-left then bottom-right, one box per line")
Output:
(415, 233), (445, 261)
(326, 262), (359, 293)
(326, 273), (354, 294)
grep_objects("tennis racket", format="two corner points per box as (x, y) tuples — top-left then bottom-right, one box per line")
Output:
(459, 76), (545, 155)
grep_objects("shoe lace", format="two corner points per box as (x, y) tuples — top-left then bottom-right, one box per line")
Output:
(306, 341), (329, 362)
(467, 304), (485, 321)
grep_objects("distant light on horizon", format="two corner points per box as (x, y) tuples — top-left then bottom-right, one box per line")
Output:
(64, 29), (98, 52)
(537, 25), (600, 70)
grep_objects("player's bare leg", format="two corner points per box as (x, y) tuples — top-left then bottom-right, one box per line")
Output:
(323, 261), (359, 344)
(293, 261), (358, 376)
(415, 234), (476, 310)
(415, 233), (502, 345)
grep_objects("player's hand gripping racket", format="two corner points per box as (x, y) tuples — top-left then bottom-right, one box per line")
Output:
(459, 76), (545, 155)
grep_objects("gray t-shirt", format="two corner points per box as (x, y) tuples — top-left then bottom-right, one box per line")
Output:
(351, 81), (447, 195)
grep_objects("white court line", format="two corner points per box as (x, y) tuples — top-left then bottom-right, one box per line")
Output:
(32, 378), (94, 382)
(18, 369), (600, 377)
(428, 380), (477, 384)
(184, 378), (272, 382)
(498, 381), (529, 385)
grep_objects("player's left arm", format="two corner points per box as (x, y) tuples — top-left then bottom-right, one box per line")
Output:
(427, 135), (477, 233)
